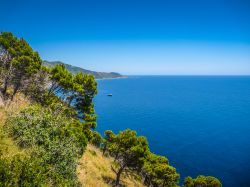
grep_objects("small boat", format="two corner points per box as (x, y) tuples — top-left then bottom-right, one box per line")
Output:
(107, 94), (113, 96)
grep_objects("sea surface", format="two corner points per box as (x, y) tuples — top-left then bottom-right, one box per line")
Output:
(94, 76), (250, 187)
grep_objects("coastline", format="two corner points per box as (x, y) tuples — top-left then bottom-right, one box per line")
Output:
(95, 76), (128, 81)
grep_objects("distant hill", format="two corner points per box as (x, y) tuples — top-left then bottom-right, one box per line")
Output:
(43, 61), (123, 79)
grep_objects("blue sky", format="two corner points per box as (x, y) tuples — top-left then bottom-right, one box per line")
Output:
(1, 0), (250, 75)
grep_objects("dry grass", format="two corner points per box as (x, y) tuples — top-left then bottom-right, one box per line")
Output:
(0, 93), (30, 127)
(77, 144), (146, 187)
(0, 94), (30, 158)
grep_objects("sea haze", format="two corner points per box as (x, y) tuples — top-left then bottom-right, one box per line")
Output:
(94, 76), (250, 187)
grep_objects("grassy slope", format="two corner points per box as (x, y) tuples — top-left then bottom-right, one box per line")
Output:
(77, 144), (146, 187)
(0, 94), (30, 158)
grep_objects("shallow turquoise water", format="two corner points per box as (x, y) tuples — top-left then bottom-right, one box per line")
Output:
(94, 76), (250, 186)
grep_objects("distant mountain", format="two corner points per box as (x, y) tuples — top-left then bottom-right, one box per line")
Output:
(43, 61), (123, 79)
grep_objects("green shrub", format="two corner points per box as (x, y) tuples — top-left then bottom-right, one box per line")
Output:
(183, 175), (222, 187)
(90, 131), (103, 147)
(5, 104), (88, 186)
(0, 154), (48, 186)
(0, 153), (83, 187)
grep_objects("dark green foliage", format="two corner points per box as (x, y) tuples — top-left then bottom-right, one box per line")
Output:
(103, 129), (180, 187)
(151, 164), (179, 187)
(90, 131), (103, 147)
(5, 105), (88, 186)
(106, 129), (149, 186)
(22, 66), (49, 102)
(73, 72), (97, 115)
(0, 154), (48, 186)
(102, 130), (116, 155)
(48, 64), (97, 127)
(0, 153), (82, 186)
(48, 63), (73, 96)
(45, 64), (98, 145)
(0, 32), (42, 100)
(183, 175), (222, 187)
(142, 152), (179, 187)
(142, 150), (179, 187)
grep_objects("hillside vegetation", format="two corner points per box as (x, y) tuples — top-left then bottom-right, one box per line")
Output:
(43, 60), (123, 79)
(0, 94), (30, 159)
(77, 144), (146, 187)
(0, 32), (222, 187)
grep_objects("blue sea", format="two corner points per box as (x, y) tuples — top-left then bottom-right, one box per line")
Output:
(94, 76), (250, 187)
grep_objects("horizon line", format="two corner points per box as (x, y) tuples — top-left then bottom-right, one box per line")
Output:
(123, 74), (250, 76)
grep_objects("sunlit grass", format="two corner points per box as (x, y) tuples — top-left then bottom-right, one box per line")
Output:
(77, 144), (146, 187)
(0, 94), (30, 158)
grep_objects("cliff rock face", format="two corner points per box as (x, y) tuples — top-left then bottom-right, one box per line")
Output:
(43, 61), (123, 79)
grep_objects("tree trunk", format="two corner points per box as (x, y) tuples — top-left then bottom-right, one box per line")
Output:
(102, 144), (107, 156)
(115, 166), (124, 186)
(2, 62), (13, 98)
(2, 78), (9, 96)
(143, 174), (150, 186)
(11, 82), (20, 101)
(114, 150), (120, 161)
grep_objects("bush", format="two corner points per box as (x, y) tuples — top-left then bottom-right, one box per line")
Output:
(183, 175), (222, 187)
(5, 104), (88, 186)
(0, 153), (83, 187)
(90, 131), (103, 147)
(0, 154), (48, 186)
